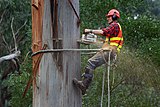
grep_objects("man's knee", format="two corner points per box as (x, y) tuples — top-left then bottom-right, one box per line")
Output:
(87, 59), (96, 70)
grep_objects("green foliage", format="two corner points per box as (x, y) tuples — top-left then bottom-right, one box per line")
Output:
(123, 16), (159, 45)
(7, 57), (32, 107)
(122, 16), (160, 65)
(139, 39), (160, 67)
(80, 0), (118, 31)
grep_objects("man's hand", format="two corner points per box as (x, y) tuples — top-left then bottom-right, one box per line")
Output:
(84, 29), (92, 34)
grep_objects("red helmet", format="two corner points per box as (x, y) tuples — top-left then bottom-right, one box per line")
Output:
(106, 9), (120, 18)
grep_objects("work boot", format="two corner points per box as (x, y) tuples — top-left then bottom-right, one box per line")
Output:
(73, 67), (93, 95)
(73, 77), (92, 95)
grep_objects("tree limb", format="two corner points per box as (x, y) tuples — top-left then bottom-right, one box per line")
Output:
(15, 20), (27, 36)
(0, 9), (6, 24)
(0, 51), (21, 64)
(2, 35), (11, 53)
(11, 17), (17, 52)
(11, 17), (27, 52)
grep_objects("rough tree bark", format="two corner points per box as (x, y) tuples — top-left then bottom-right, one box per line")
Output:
(32, 0), (81, 107)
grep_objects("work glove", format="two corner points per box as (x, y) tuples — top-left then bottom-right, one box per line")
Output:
(84, 29), (92, 34)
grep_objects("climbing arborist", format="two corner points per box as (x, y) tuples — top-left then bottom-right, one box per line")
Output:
(73, 9), (124, 95)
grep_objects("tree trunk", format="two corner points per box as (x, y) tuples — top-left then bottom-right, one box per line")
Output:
(32, 0), (81, 107)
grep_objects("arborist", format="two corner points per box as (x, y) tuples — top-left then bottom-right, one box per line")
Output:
(73, 9), (124, 95)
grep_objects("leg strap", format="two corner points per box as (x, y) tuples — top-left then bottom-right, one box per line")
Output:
(83, 73), (93, 78)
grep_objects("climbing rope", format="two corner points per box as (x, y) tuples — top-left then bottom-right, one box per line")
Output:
(100, 50), (112, 107)
(107, 51), (111, 107)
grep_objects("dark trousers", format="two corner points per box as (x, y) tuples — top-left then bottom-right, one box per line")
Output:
(86, 50), (117, 73)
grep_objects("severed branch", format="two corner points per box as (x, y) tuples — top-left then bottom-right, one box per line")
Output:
(0, 51), (21, 64)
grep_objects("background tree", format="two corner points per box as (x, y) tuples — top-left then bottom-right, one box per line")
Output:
(0, 0), (32, 107)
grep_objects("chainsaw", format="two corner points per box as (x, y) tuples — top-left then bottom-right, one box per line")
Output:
(81, 33), (97, 43)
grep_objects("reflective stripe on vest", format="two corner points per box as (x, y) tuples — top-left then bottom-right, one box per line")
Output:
(110, 37), (123, 41)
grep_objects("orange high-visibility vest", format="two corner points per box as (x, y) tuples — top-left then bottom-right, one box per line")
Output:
(105, 23), (123, 52)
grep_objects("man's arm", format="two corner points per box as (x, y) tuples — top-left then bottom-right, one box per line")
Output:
(102, 22), (120, 37)
(84, 29), (104, 35)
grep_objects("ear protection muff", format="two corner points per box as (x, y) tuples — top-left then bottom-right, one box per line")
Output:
(112, 12), (117, 20)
